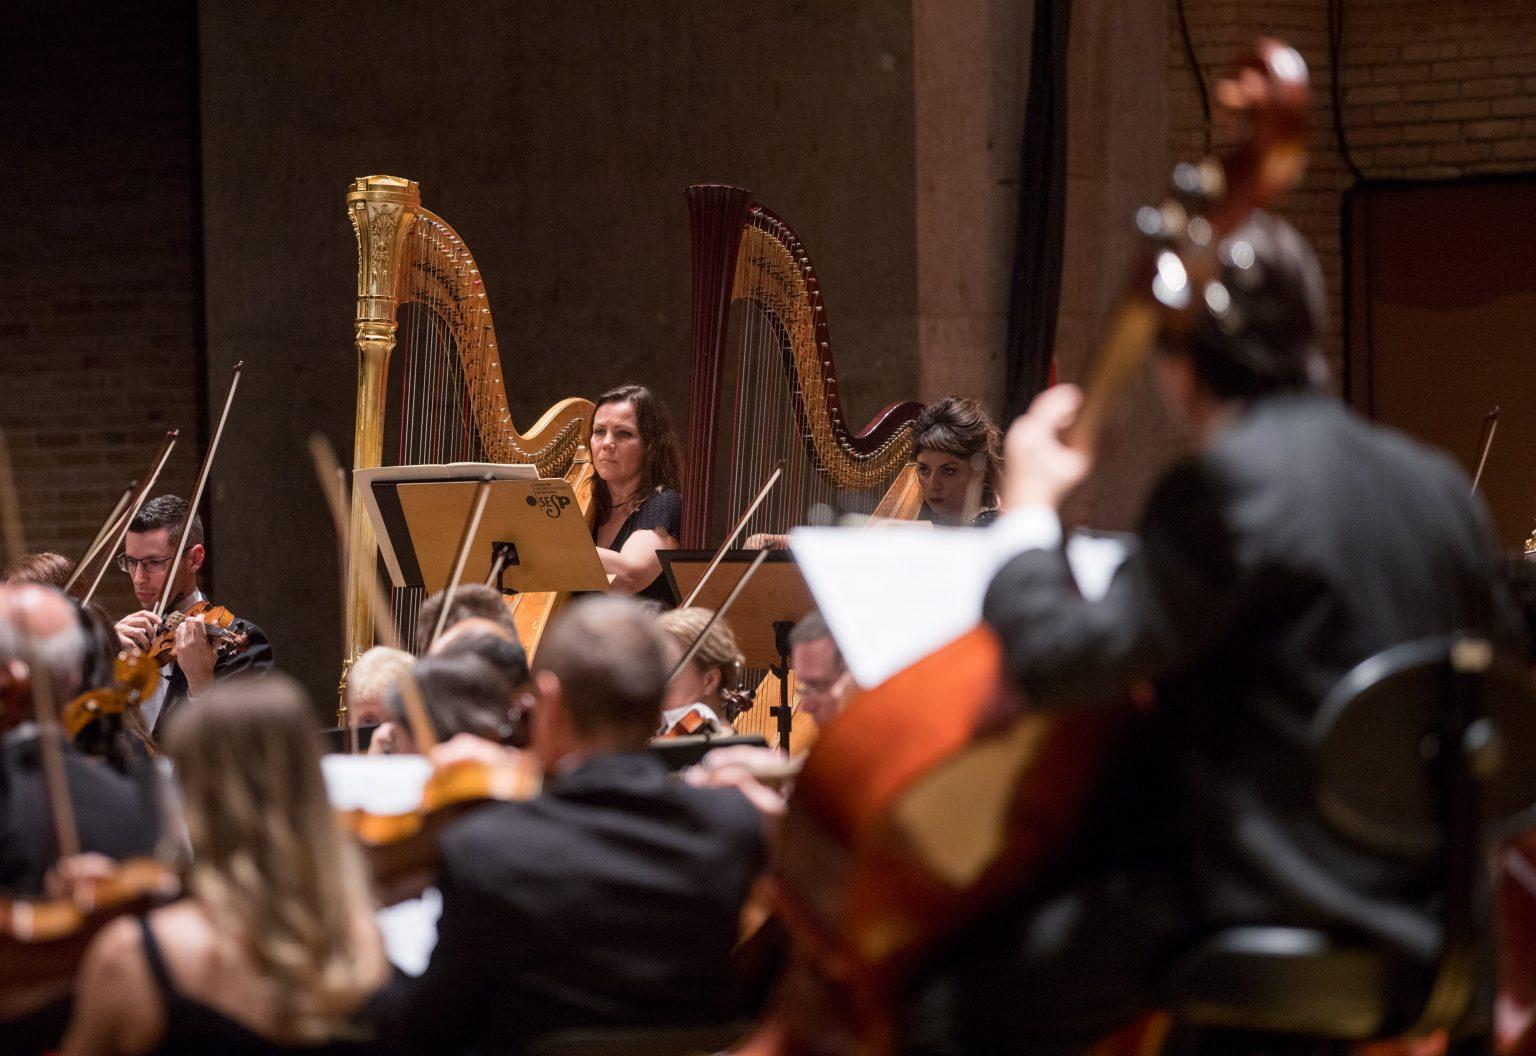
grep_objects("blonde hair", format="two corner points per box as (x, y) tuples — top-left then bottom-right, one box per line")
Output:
(345, 646), (414, 712)
(657, 607), (745, 700)
(164, 673), (384, 1042)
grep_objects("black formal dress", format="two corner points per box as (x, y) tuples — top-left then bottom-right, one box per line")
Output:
(136, 916), (384, 1055)
(906, 389), (1526, 1055)
(606, 488), (682, 606)
(378, 751), (765, 1056)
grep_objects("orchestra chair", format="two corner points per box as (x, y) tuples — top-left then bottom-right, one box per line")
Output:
(525, 1020), (748, 1056)
(1159, 634), (1536, 1055)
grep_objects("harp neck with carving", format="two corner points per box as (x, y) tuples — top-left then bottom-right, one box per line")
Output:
(344, 175), (594, 675)
(682, 184), (925, 549)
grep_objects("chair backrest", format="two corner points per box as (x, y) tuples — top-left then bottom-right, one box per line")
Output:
(1313, 634), (1536, 859)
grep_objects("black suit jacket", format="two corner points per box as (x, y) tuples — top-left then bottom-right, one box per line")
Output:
(984, 390), (1525, 962)
(151, 615), (273, 737)
(0, 733), (161, 896)
(381, 751), (765, 1056)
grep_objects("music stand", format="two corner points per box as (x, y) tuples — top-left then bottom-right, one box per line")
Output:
(357, 469), (609, 596)
(661, 549), (816, 752)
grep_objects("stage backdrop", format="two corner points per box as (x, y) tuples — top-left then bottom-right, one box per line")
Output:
(197, 1), (921, 705)
(1345, 175), (1536, 551)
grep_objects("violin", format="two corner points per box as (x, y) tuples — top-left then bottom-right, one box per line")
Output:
(338, 746), (543, 904)
(737, 39), (1312, 1056)
(339, 660), (543, 896)
(61, 650), (159, 739)
(143, 599), (252, 665)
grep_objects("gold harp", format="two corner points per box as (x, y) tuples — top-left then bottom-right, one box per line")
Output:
(344, 176), (594, 698)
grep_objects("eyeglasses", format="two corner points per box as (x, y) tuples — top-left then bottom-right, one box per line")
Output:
(116, 554), (175, 575)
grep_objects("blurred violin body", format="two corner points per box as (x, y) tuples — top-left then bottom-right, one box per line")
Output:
(338, 751), (543, 904)
(61, 650), (159, 739)
(0, 858), (181, 1018)
(144, 600), (251, 665)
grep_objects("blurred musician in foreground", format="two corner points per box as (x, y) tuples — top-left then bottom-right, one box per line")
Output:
(0, 584), (159, 898)
(111, 496), (272, 736)
(0, 584), (161, 1050)
(63, 674), (388, 1055)
(2, 551), (74, 588)
(379, 596), (764, 1054)
(905, 212), (1527, 1054)
(343, 646), (414, 730)
(657, 606), (749, 733)
(366, 656), (513, 756)
(910, 395), (1003, 526)
(589, 384), (683, 603)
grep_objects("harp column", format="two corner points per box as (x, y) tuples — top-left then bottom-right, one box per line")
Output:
(345, 176), (421, 662)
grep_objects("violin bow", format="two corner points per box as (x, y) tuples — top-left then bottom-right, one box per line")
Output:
(0, 428), (82, 861)
(155, 362), (243, 619)
(668, 548), (771, 683)
(427, 474), (495, 651)
(64, 480), (138, 594)
(1471, 406), (1499, 495)
(81, 430), (181, 607)
(307, 433), (401, 652)
(681, 462), (783, 611)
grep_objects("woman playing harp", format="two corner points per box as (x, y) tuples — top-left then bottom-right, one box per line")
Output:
(748, 394), (1005, 547)
(588, 385), (684, 604)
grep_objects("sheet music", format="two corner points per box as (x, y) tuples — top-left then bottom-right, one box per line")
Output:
(321, 754), (433, 814)
(789, 522), (1131, 689)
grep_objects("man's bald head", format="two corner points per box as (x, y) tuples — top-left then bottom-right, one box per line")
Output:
(0, 583), (89, 709)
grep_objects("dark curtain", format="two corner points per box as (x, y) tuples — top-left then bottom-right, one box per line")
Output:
(1003, 0), (1072, 419)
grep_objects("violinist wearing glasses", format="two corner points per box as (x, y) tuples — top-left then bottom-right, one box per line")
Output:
(111, 496), (271, 736)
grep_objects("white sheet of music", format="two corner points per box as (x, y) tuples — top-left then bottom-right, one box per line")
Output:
(321, 754), (433, 813)
(790, 521), (1131, 689)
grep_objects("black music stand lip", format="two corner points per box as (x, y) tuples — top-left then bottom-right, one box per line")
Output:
(658, 548), (815, 753)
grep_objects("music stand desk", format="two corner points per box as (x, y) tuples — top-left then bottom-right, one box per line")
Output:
(660, 549), (815, 669)
(660, 549), (816, 752)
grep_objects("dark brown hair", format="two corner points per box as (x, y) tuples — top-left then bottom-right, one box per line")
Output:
(415, 584), (520, 653)
(3, 551), (74, 588)
(910, 396), (1003, 506)
(590, 384), (683, 526)
(385, 655), (511, 743)
(130, 495), (204, 549)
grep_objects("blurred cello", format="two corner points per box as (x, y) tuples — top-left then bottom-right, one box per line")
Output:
(736, 38), (1311, 1056)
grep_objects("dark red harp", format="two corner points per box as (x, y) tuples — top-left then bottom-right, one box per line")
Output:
(681, 184), (926, 551)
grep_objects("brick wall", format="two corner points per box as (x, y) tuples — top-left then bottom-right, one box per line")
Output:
(0, 2), (203, 616)
(1167, 0), (1536, 381)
